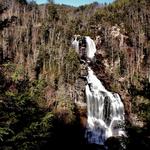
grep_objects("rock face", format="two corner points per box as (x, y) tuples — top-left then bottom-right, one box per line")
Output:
(72, 21), (148, 129)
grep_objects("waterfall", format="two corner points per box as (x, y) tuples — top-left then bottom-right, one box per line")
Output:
(72, 35), (79, 54)
(85, 36), (96, 59)
(72, 36), (96, 60)
(72, 35), (126, 145)
(85, 67), (125, 145)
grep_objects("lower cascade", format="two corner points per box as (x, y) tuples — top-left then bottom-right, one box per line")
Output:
(85, 67), (125, 145)
(72, 35), (126, 145)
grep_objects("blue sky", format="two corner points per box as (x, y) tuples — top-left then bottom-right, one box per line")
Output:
(34, 0), (114, 6)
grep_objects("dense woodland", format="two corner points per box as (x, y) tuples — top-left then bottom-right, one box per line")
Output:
(0, 0), (150, 149)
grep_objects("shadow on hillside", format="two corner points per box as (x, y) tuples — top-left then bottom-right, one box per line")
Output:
(125, 122), (150, 150)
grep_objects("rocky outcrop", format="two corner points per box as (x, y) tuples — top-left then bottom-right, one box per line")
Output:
(73, 23), (147, 127)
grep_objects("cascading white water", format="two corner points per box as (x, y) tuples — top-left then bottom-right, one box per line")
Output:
(72, 35), (79, 54)
(85, 36), (97, 59)
(72, 35), (125, 145)
(72, 36), (96, 60)
(85, 67), (125, 145)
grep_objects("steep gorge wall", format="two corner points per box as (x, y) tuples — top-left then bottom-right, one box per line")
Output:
(0, 1), (85, 109)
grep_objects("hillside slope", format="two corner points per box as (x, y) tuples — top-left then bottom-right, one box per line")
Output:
(0, 0), (150, 149)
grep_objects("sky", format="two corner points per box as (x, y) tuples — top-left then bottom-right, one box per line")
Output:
(34, 0), (114, 6)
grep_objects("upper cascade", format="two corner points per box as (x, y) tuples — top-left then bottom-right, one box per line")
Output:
(85, 36), (96, 59)
(72, 35), (80, 53)
(72, 35), (96, 60)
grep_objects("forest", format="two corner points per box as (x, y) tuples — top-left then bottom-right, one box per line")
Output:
(0, 0), (150, 149)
